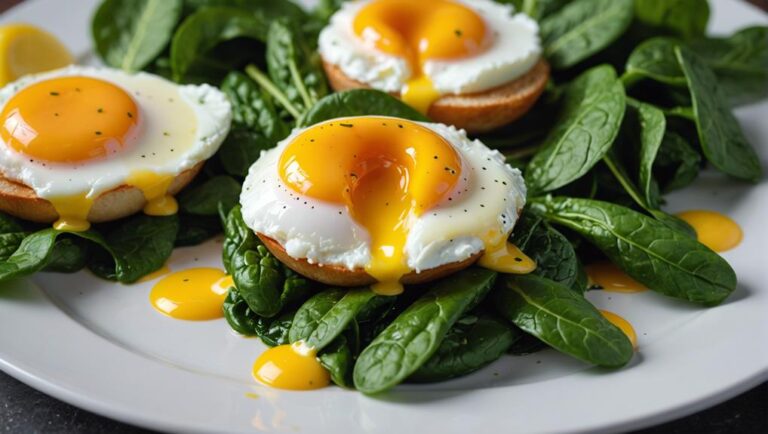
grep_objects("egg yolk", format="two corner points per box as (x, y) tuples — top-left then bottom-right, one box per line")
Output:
(353, 0), (489, 114)
(126, 170), (179, 216)
(253, 342), (330, 390)
(279, 118), (461, 295)
(676, 210), (743, 253)
(149, 268), (232, 321)
(478, 240), (536, 274)
(0, 76), (140, 162)
(600, 310), (638, 349)
(586, 261), (647, 293)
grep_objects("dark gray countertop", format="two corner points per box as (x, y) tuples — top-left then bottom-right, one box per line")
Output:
(1, 370), (766, 433)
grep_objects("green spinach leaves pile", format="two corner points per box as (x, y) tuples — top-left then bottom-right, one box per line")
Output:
(2, 0), (763, 394)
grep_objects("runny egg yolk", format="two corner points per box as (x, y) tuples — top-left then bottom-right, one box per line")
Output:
(676, 210), (743, 253)
(125, 170), (179, 216)
(252, 342), (330, 390)
(353, 0), (489, 114)
(149, 268), (232, 321)
(478, 240), (536, 274)
(279, 118), (461, 295)
(600, 310), (637, 349)
(586, 261), (647, 293)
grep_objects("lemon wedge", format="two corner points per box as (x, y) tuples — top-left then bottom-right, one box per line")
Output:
(0, 24), (73, 86)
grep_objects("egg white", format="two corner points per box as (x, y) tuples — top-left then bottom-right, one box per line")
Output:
(240, 119), (526, 273)
(318, 0), (542, 95)
(0, 66), (232, 199)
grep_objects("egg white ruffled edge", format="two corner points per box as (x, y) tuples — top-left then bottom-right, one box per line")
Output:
(240, 118), (526, 273)
(318, 0), (542, 95)
(0, 65), (232, 198)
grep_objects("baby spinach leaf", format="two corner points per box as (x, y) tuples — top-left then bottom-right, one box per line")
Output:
(688, 26), (768, 106)
(0, 229), (60, 282)
(218, 129), (277, 177)
(92, 0), (183, 72)
(301, 89), (428, 127)
(178, 175), (241, 216)
(225, 205), (312, 317)
(171, 7), (267, 82)
(410, 313), (519, 383)
(87, 215), (179, 283)
(266, 20), (328, 113)
(654, 131), (701, 192)
(540, 0), (633, 69)
(175, 214), (221, 247)
(0, 214), (26, 261)
(526, 65), (626, 194)
(633, 0), (709, 40)
(353, 268), (496, 394)
(289, 288), (379, 351)
(260, 310), (296, 346)
(511, 211), (580, 289)
(319, 335), (355, 388)
(624, 38), (687, 87)
(184, 0), (306, 22)
(221, 71), (289, 143)
(492, 274), (634, 367)
(676, 46), (763, 182)
(507, 329), (548, 355)
(223, 285), (269, 336)
(629, 99), (666, 208)
(43, 237), (90, 273)
(530, 196), (737, 305)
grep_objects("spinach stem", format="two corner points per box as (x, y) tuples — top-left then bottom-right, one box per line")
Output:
(288, 59), (314, 108)
(664, 106), (696, 120)
(619, 71), (641, 88)
(602, 154), (650, 212)
(245, 64), (302, 120)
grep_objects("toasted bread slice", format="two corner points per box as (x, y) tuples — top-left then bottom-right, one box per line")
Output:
(258, 233), (482, 287)
(322, 58), (550, 133)
(0, 161), (204, 223)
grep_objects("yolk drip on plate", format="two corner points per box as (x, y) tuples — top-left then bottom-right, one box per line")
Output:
(149, 268), (232, 321)
(676, 210), (743, 253)
(600, 310), (637, 348)
(280, 117), (461, 295)
(586, 261), (647, 293)
(252, 342), (330, 390)
(353, 0), (489, 114)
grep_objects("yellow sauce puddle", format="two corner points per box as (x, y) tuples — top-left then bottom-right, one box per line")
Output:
(586, 261), (647, 293)
(600, 310), (637, 349)
(676, 210), (743, 252)
(252, 342), (330, 390)
(149, 268), (232, 321)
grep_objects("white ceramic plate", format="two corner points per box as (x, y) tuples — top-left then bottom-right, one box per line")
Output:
(1, 1), (767, 433)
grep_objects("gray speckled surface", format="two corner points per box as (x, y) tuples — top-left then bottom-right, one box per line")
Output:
(1, 370), (765, 433)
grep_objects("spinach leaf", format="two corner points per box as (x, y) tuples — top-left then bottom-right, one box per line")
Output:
(688, 26), (768, 106)
(353, 268), (496, 394)
(183, 0), (306, 22)
(511, 211), (580, 289)
(43, 237), (90, 273)
(218, 129), (277, 177)
(178, 175), (241, 216)
(223, 285), (269, 336)
(654, 131), (701, 192)
(540, 0), (633, 69)
(0, 213), (25, 261)
(260, 310), (296, 347)
(410, 313), (519, 383)
(492, 274), (634, 367)
(289, 288), (379, 351)
(0, 229), (60, 282)
(629, 99), (666, 208)
(301, 89), (428, 127)
(225, 205), (312, 317)
(319, 335), (355, 388)
(633, 0), (709, 40)
(221, 71), (289, 143)
(623, 38), (687, 87)
(526, 65), (626, 194)
(87, 215), (179, 283)
(520, 0), (571, 20)
(175, 214), (221, 246)
(676, 46), (763, 182)
(171, 7), (267, 82)
(266, 20), (328, 113)
(507, 329), (548, 355)
(530, 196), (737, 305)
(92, 0), (183, 72)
